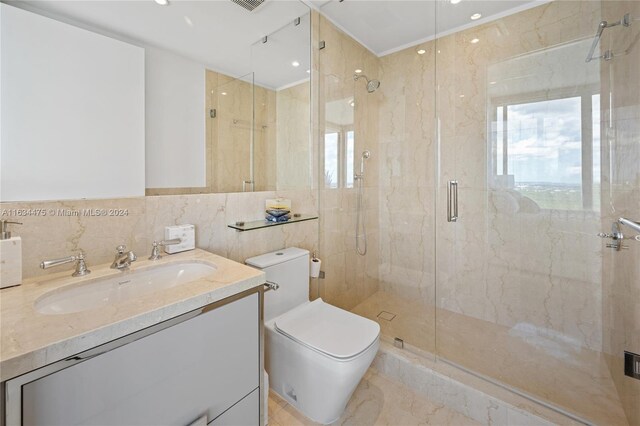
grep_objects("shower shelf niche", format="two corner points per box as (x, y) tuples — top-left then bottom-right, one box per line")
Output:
(228, 214), (318, 232)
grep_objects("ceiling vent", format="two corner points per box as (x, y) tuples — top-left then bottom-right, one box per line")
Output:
(230, 0), (265, 12)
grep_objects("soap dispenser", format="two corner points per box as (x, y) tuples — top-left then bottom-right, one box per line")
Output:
(0, 220), (23, 289)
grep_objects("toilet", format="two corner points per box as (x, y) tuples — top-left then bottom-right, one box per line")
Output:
(246, 247), (380, 425)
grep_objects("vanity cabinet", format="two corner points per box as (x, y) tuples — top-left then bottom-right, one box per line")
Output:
(5, 291), (261, 425)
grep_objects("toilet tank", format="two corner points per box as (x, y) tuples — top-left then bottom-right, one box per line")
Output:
(246, 248), (309, 321)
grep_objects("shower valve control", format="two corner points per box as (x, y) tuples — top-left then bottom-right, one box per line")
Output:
(598, 222), (632, 251)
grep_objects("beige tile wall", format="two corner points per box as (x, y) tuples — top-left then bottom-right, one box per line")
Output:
(317, 15), (381, 310)
(2, 191), (318, 281)
(377, 1), (606, 353)
(601, 1), (640, 424)
(276, 82), (312, 190)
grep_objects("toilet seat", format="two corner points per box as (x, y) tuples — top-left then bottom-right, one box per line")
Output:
(273, 299), (380, 360)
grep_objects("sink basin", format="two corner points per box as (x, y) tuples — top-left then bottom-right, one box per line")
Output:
(35, 261), (217, 315)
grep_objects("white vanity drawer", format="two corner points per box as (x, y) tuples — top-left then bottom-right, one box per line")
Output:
(210, 388), (259, 426)
(18, 292), (259, 425)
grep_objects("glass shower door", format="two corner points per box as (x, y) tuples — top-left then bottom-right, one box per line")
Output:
(434, 1), (634, 424)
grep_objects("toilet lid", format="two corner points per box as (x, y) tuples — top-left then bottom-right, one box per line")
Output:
(274, 299), (380, 360)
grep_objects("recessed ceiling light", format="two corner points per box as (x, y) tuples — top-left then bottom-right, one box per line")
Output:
(489, 81), (497, 85)
(470, 13), (482, 20)
(450, 0), (461, 4)
(470, 38), (480, 44)
(221, 92), (227, 96)
(417, 49), (426, 55)
(154, 0), (169, 5)
(306, 69), (311, 74)
(459, 94), (465, 98)
(354, 69), (362, 74)
(349, 101), (355, 107)
(292, 61), (300, 67)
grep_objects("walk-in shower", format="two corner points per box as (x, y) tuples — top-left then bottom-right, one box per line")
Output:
(320, 1), (640, 424)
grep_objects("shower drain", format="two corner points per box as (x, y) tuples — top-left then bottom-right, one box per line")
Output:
(377, 311), (396, 321)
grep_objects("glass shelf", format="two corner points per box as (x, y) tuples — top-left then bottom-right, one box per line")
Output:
(228, 214), (318, 232)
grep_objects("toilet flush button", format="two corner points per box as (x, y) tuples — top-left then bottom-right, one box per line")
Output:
(276, 252), (284, 255)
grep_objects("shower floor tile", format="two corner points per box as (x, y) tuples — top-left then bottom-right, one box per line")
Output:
(351, 291), (628, 426)
(268, 369), (480, 426)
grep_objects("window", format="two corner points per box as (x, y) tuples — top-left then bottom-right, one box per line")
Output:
(323, 128), (355, 189)
(324, 132), (339, 188)
(345, 131), (355, 188)
(492, 93), (600, 211)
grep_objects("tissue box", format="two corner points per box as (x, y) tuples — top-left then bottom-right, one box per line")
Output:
(0, 237), (22, 288)
(164, 224), (195, 254)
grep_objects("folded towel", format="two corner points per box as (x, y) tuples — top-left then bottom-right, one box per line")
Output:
(266, 213), (291, 223)
(266, 208), (290, 218)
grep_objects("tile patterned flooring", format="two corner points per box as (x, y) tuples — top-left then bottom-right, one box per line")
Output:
(267, 369), (480, 426)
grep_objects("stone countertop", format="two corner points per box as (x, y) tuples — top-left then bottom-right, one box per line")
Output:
(0, 248), (265, 382)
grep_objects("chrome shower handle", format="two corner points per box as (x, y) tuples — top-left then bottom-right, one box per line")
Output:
(447, 180), (458, 222)
(619, 217), (640, 233)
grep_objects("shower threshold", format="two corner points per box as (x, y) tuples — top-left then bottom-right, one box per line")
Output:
(352, 291), (628, 426)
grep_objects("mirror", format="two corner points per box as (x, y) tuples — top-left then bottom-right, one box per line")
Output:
(0, 0), (311, 201)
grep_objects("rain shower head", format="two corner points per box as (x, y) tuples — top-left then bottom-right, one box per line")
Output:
(353, 74), (381, 93)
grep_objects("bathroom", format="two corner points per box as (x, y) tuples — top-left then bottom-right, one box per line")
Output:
(0, 0), (638, 424)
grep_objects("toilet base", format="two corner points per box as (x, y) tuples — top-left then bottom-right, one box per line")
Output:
(265, 321), (379, 425)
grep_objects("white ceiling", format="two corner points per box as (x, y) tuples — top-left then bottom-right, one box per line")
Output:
(7, 0), (550, 88)
(9, 0), (310, 89)
(310, 0), (547, 56)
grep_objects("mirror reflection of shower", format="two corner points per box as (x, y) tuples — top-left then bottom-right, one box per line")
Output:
(353, 74), (381, 93)
(355, 150), (371, 256)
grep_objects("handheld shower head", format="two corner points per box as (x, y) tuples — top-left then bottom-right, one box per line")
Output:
(353, 74), (381, 93)
(359, 150), (371, 175)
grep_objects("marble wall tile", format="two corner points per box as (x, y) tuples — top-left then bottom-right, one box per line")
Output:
(276, 82), (312, 190)
(2, 190), (318, 281)
(600, 1), (640, 424)
(316, 15), (381, 309)
(378, 0), (605, 353)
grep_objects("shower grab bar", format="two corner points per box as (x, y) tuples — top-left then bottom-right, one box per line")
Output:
(586, 13), (632, 62)
(447, 180), (458, 222)
(619, 217), (640, 234)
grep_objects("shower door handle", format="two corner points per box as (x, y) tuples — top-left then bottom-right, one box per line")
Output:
(447, 180), (458, 222)
(242, 180), (254, 192)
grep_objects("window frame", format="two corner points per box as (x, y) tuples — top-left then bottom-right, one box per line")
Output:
(488, 83), (600, 211)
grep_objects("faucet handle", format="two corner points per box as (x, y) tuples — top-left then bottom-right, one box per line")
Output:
(116, 244), (126, 254)
(149, 239), (182, 261)
(149, 241), (162, 260)
(40, 251), (91, 277)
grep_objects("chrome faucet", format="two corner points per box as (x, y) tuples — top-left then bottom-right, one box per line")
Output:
(148, 238), (182, 260)
(111, 245), (137, 270)
(40, 251), (91, 277)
